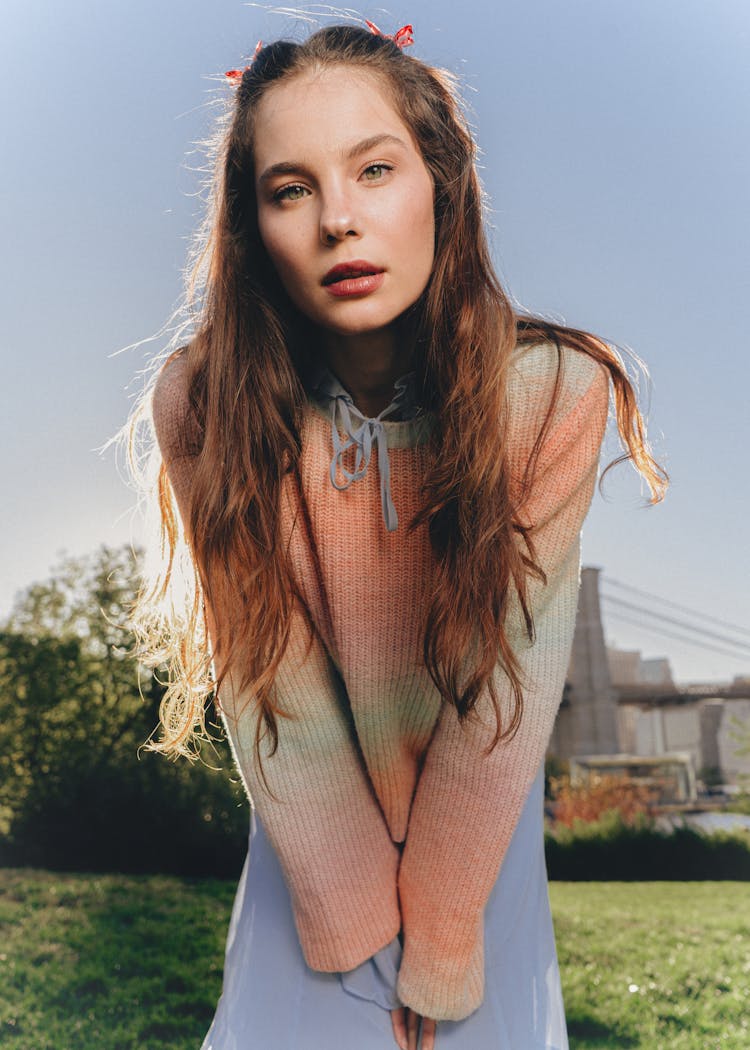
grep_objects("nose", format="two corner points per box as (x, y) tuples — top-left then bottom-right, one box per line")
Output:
(319, 185), (361, 246)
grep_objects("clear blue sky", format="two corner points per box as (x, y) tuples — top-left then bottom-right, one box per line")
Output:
(2, 0), (748, 684)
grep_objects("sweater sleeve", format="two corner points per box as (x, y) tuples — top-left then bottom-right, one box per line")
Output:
(395, 346), (610, 1021)
(150, 351), (403, 973)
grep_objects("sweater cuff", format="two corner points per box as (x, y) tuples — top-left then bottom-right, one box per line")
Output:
(291, 872), (402, 973)
(395, 923), (485, 1021)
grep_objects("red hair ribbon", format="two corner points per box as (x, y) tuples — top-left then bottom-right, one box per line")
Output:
(225, 40), (263, 83)
(365, 20), (415, 49)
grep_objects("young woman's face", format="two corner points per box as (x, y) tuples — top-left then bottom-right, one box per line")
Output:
(253, 66), (436, 337)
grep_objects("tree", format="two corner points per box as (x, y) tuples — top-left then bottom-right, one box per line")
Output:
(0, 545), (247, 875)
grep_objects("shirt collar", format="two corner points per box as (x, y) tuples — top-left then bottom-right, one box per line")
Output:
(306, 362), (422, 531)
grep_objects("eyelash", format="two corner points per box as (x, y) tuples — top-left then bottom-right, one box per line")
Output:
(273, 184), (308, 203)
(362, 163), (393, 181)
(272, 163), (394, 204)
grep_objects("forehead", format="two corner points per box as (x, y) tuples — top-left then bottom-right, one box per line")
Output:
(252, 65), (415, 169)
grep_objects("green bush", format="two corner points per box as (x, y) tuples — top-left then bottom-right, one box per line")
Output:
(0, 546), (249, 878)
(726, 791), (750, 816)
(545, 809), (750, 879)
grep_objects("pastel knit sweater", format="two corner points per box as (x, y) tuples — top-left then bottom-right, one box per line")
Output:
(152, 339), (610, 1022)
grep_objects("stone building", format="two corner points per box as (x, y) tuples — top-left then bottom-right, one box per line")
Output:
(616, 694), (750, 787)
(547, 567), (750, 788)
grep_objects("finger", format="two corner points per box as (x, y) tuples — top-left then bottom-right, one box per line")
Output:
(407, 1008), (420, 1050)
(390, 1006), (408, 1050)
(422, 1017), (437, 1050)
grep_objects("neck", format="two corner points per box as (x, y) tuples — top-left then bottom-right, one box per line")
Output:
(317, 323), (415, 418)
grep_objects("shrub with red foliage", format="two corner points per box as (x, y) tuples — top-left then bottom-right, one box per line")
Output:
(547, 773), (660, 827)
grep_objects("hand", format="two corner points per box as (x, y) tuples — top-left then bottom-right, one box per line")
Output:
(390, 1005), (437, 1050)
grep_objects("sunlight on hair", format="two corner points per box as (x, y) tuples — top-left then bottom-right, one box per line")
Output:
(244, 3), (378, 29)
(104, 18), (668, 780)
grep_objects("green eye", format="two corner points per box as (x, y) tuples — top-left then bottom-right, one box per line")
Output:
(363, 164), (390, 181)
(275, 184), (308, 202)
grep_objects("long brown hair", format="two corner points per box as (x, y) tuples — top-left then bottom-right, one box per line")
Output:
(121, 24), (667, 796)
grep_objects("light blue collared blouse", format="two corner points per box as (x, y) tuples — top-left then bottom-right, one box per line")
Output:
(307, 362), (422, 533)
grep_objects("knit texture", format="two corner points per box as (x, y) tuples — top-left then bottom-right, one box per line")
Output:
(152, 340), (610, 1021)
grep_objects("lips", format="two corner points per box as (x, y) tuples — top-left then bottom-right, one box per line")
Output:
(322, 260), (384, 286)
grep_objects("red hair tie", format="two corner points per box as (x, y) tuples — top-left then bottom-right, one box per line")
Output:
(225, 40), (263, 83)
(226, 25), (414, 84)
(365, 20), (415, 49)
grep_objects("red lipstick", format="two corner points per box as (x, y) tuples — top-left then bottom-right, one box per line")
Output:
(322, 260), (385, 298)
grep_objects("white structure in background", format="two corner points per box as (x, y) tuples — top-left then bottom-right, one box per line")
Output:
(607, 647), (674, 687)
(610, 648), (750, 787)
(546, 567), (750, 789)
(569, 752), (697, 804)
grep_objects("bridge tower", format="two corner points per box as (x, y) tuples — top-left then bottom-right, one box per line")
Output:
(548, 566), (621, 758)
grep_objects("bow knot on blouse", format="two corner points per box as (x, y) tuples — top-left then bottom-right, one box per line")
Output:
(309, 364), (421, 532)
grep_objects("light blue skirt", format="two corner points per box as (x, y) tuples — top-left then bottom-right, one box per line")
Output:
(201, 763), (568, 1049)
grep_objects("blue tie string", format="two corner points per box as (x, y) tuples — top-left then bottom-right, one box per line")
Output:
(309, 367), (419, 533)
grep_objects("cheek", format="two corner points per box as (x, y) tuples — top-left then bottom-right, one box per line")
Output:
(257, 216), (285, 271)
(406, 178), (436, 269)
(256, 214), (320, 318)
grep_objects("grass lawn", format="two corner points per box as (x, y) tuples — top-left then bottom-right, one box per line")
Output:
(0, 870), (748, 1049)
(550, 882), (749, 1049)
(0, 868), (233, 1049)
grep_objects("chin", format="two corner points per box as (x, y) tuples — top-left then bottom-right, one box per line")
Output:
(327, 319), (393, 336)
(320, 296), (426, 336)
(318, 309), (405, 337)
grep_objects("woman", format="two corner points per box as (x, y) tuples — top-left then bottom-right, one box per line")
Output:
(128, 21), (667, 1050)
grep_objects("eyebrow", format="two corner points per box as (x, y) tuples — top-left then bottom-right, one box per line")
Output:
(257, 133), (409, 185)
